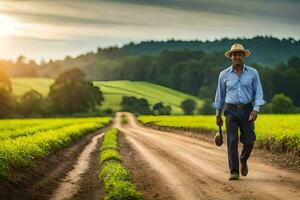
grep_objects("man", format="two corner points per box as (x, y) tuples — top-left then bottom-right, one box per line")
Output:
(212, 43), (265, 180)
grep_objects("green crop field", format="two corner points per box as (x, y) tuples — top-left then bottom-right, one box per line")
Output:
(0, 117), (111, 178)
(138, 114), (300, 155)
(11, 78), (203, 114)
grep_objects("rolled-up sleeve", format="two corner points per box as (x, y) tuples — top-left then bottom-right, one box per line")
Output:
(212, 71), (226, 115)
(253, 69), (266, 112)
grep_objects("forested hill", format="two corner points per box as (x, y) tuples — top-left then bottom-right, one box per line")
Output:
(122, 36), (300, 66)
(1, 36), (300, 108)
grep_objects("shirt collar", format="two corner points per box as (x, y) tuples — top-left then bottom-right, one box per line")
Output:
(229, 64), (248, 73)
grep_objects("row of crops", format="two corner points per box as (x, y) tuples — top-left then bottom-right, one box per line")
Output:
(99, 128), (142, 200)
(138, 114), (300, 155)
(0, 117), (111, 178)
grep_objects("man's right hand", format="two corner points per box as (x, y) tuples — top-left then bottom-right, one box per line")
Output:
(216, 115), (223, 126)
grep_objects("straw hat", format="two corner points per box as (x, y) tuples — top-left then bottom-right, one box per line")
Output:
(225, 43), (251, 58)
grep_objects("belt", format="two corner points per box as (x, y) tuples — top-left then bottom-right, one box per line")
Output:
(225, 103), (253, 110)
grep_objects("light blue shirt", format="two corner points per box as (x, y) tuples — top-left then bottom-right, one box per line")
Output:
(212, 64), (266, 115)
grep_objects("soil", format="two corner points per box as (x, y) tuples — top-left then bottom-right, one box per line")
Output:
(1, 112), (300, 200)
(114, 112), (300, 200)
(0, 123), (112, 200)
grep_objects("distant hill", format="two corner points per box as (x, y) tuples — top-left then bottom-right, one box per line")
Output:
(11, 78), (54, 97)
(3, 36), (299, 78)
(94, 80), (203, 114)
(26, 36), (300, 82)
(122, 36), (300, 66)
(6, 36), (300, 108)
(11, 78), (203, 114)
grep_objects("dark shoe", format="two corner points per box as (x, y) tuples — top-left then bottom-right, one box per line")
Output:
(229, 173), (239, 180)
(241, 161), (248, 176)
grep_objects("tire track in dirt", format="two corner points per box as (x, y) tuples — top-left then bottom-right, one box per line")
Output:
(0, 121), (113, 200)
(49, 132), (104, 200)
(119, 130), (178, 200)
(115, 112), (300, 200)
(130, 123), (300, 185)
(123, 128), (260, 200)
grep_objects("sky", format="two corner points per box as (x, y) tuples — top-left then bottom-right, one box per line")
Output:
(0, 0), (299, 62)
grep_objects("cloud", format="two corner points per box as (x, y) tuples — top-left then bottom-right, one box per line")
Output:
(0, 0), (299, 60)
(102, 0), (300, 24)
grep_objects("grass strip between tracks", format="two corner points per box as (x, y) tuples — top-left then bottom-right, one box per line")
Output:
(99, 128), (143, 200)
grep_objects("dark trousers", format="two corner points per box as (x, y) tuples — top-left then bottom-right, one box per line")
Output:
(224, 104), (256, 174)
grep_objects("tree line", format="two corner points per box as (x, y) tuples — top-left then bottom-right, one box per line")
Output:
(1, 36), (300, 115)
(93, 49), (300, 113)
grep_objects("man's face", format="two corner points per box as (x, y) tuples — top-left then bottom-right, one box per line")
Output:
(230, 51), (245, 65)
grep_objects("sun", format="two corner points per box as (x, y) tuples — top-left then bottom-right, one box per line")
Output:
(0, 14), (19, 36)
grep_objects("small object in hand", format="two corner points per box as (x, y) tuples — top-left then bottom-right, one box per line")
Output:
(248, 110), (257, 121)
(214, 125), (223, 146)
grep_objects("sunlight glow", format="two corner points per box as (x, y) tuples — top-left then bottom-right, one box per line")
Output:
(0, 14), (19, 36)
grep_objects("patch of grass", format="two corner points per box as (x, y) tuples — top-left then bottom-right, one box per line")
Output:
(99, 128), (143, 200)
(100, 149), (121, 163)
(121, 114), (128, 125)
(100, 161), (130, 191)
(101, 128), (118, 151)
(11, 77), (54, 97)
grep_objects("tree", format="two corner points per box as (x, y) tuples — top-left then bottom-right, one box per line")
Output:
(0, 68), (12, 92)
(16, 55), (26, 64)
(287, 56), (300, 72)
(272, 63), (300, 106)
(181, 98), (196, 115)
(0, 88), (15, 118)
(0, 69), (14, 118)
(137, 98), (152, 115)
(18, 90), (45, 117)
(101, 108), (113, 116)
(152, 102), (171, 115)
(121, 96), (139, 114)
(259, 103), (272, 114)
(87, 82), (105, 111)
(197, 98), (215, 115)
(48, 68), (104, 114)
(121, 96), (151, 115)
(270, 93), (295, 113)
(197, 86), (214, 99)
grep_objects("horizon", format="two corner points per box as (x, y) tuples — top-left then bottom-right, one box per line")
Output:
(0, 0), (299, 62)
(1, 35), (299, 64)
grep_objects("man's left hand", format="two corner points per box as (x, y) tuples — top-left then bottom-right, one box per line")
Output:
(248, 110), (258, 121)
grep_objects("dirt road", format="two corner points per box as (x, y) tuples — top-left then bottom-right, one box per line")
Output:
(114, 112), (300, 200)
(1, 113), (299, 200)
